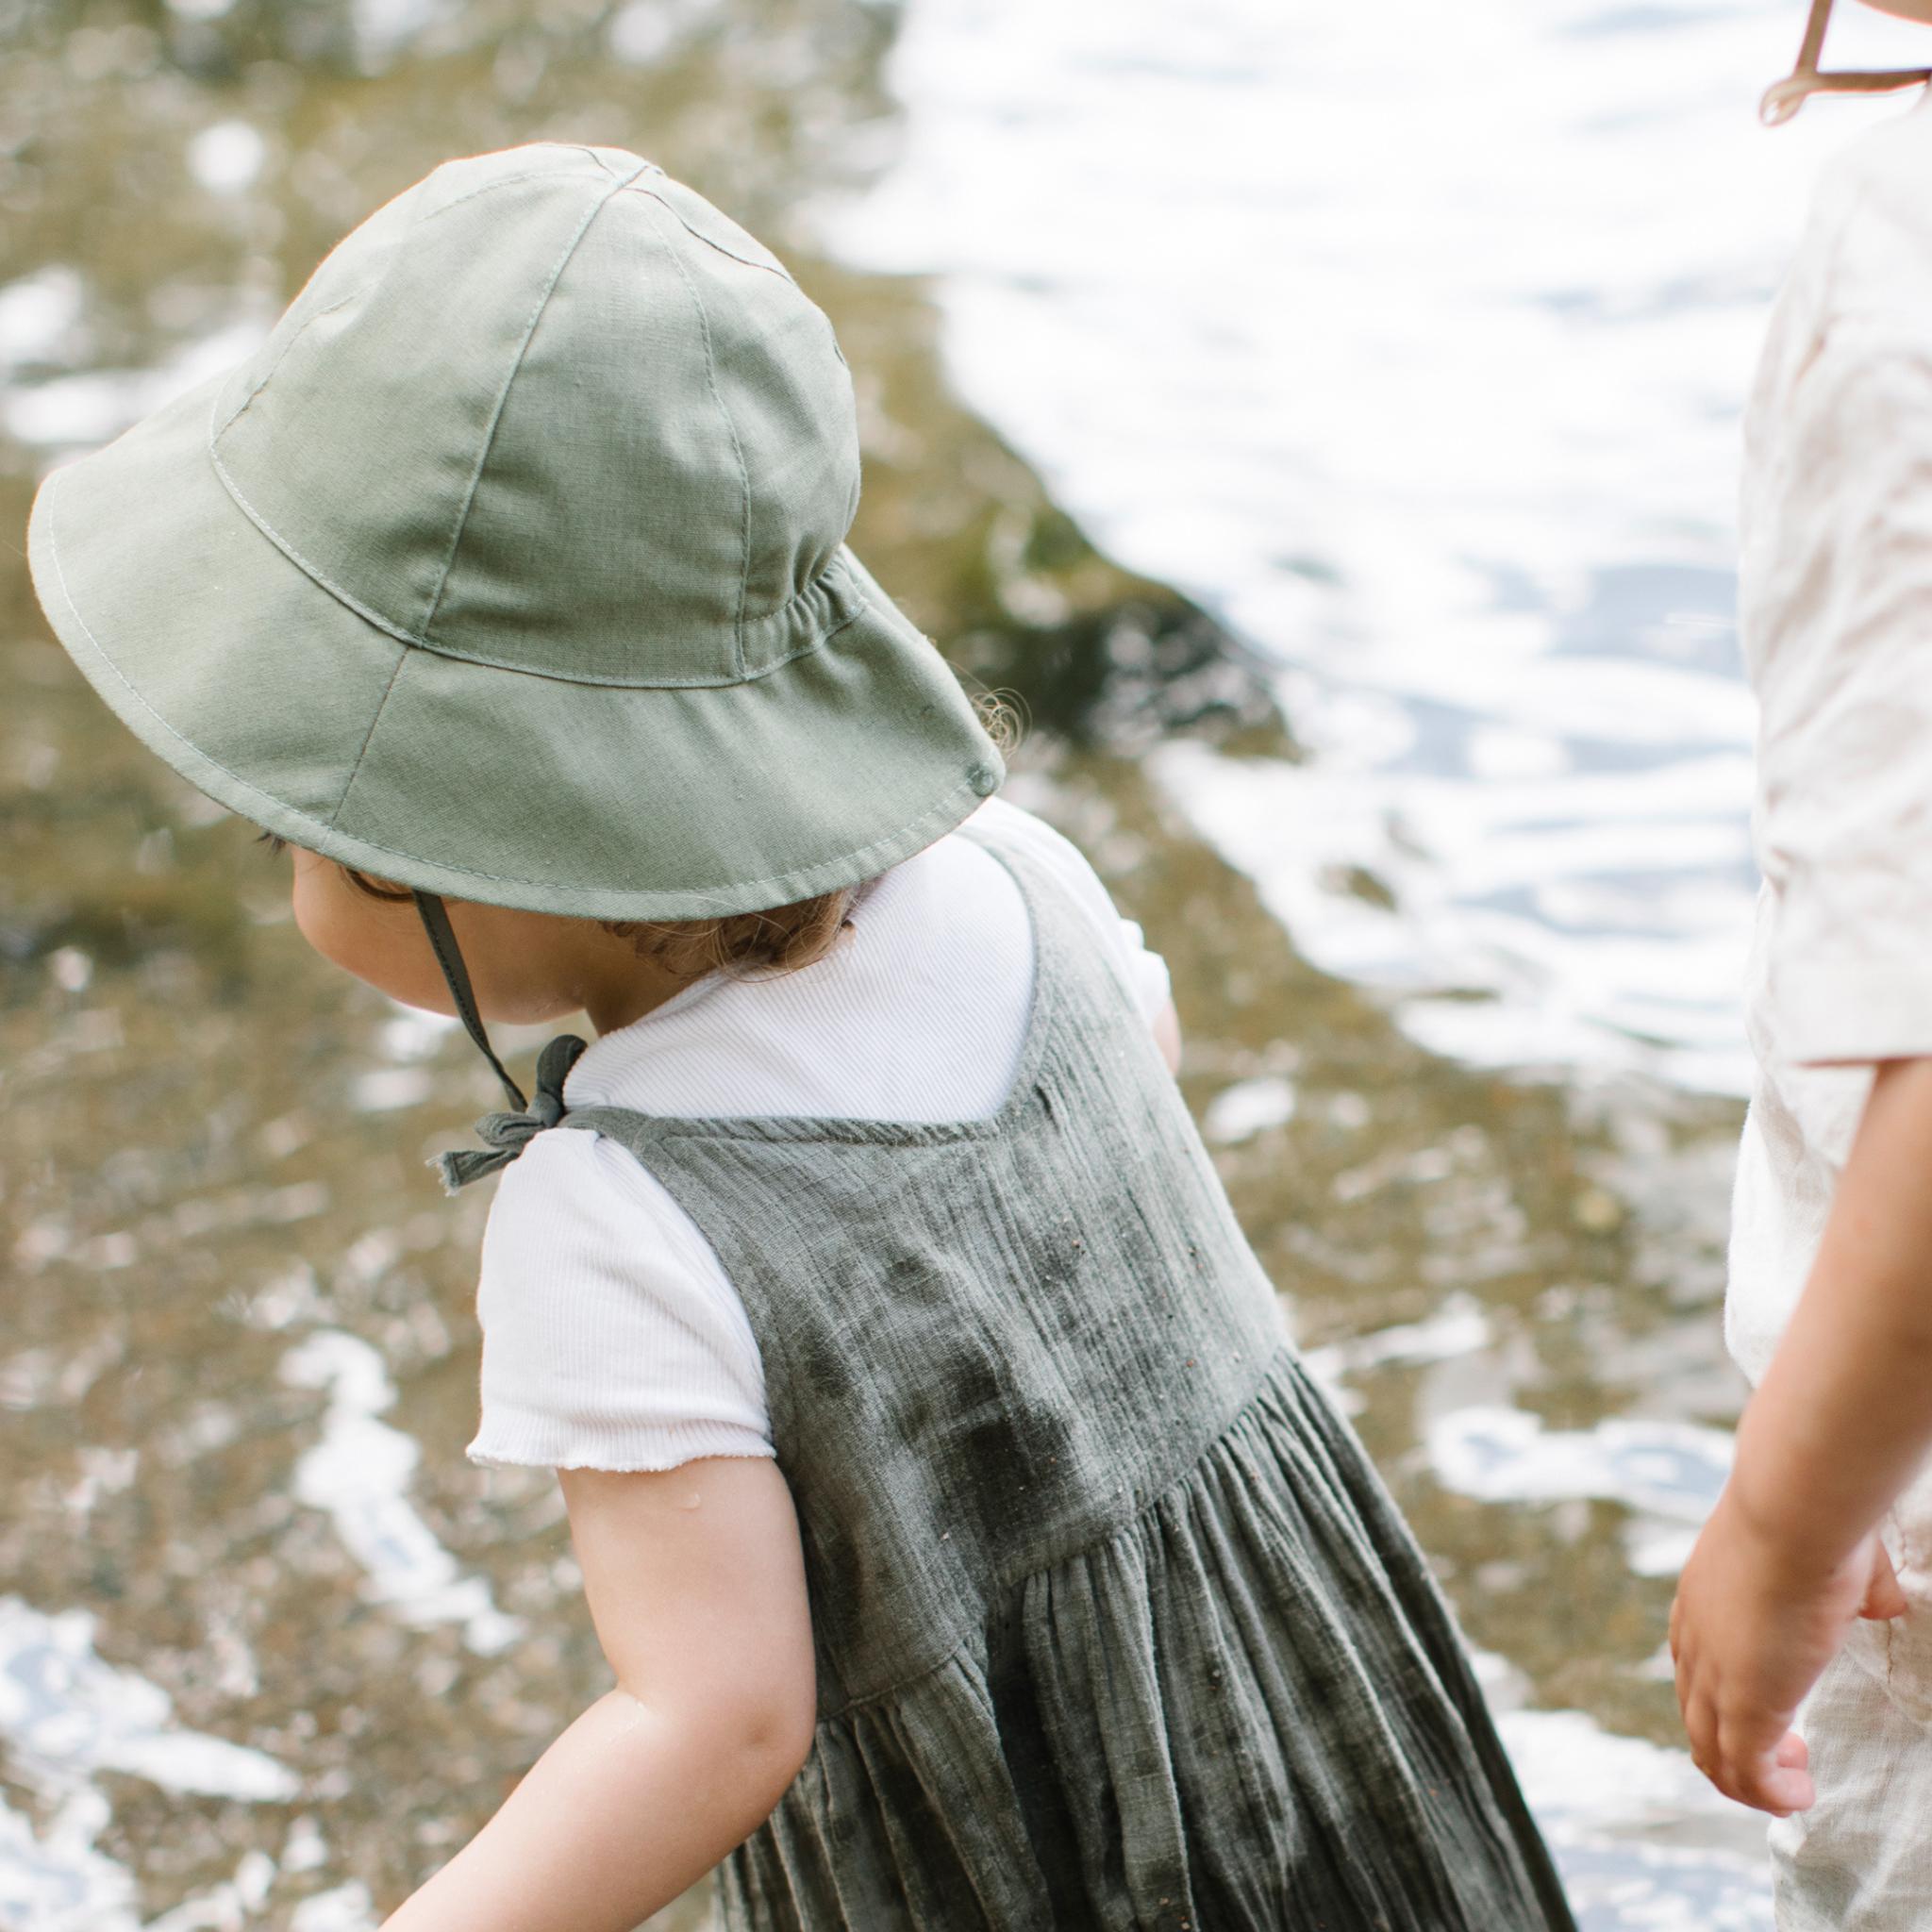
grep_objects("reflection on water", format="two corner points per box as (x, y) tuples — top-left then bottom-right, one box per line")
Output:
(1499, 1708), (1774, 1931)
(1430, 1406), (1734, 1578)
(280, 1333), (524, 1657)
(0, 1597), (299, 1931)
(833, 0), (1932, 1091)
(0, 0), (1872, 1923)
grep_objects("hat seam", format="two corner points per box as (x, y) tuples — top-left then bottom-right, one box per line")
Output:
(419, 157), (653, 640)
(212, 172), (591, 446)
(201, 180), (658, 665)
(415, 162), (616, 228)
(213, 289), (364, 441)
(635, 190), (754, 679)
(374, 587), (867, 690)
(631, 184), (800, 288)
(199, 439), (861, 687)
(574, 143), (663, 187)
(209, 374), (870, 685)
(39, 475), (988, 903)
(325, 639), (412, 833)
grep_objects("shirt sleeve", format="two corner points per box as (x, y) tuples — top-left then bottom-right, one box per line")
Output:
(1757, 329), (1932, 1065)
(467, 1128), (775, 1472)
(965, 795), (1174, 1024)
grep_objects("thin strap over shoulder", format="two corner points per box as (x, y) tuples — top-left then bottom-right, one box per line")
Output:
(954, 810), (1155, 1027)
(550, 1101), (669, 1165)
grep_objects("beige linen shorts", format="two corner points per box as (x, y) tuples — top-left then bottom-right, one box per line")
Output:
(1772, 1522), (1932, 1929)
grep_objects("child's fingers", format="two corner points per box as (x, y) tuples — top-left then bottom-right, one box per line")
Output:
(1717, 1717), (1815, 1816)
(1858, 1541), (1908, 1621)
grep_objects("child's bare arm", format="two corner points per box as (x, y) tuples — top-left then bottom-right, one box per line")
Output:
(1672, 1056), (1932, 1814)
(380, 1456), (816, 1932)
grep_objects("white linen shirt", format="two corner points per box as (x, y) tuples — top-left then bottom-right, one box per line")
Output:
(465, 796), (1173, 1472)
(1728, 90), (1932, 1411)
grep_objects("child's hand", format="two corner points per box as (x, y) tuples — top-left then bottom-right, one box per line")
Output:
(1669, 1491), (1907, 1815)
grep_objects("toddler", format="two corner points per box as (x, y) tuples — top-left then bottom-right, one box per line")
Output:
(28, 143), (1574, 1930)
(1673, 4), (1932, 1927)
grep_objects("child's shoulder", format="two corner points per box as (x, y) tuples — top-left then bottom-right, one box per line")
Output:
(1804, 98), (1932, 337)
(956, 794), (1173, 1023)
(955, 793), (1109, 901)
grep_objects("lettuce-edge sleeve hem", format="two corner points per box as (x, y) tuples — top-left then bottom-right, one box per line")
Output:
(464, 1413), (778, 1473)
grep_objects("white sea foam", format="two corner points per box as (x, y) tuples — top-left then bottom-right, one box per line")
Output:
(829, 0), (1932, 1091)
(1504, 1708), (1775, 1929)
(1430, 1406), (1734, 1577)
(0, 1599), (299, 1931)
(281, 1330), (524, 1654)
(0, 1597), (297, 1802)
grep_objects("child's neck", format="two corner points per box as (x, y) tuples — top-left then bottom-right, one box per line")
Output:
(575, 948), (713, 1038)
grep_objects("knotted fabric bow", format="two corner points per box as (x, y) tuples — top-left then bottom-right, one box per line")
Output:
(431, 1032), (589, 1194)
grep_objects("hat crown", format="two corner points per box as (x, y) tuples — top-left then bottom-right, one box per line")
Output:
(207, 143), (863, 689)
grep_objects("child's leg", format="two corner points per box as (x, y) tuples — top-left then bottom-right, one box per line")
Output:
(1770, 1601), (1932, 1928)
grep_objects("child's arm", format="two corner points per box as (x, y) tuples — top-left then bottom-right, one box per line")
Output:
(1671, 1055), (1932, 1815)
(379, 1455), (816, 1932)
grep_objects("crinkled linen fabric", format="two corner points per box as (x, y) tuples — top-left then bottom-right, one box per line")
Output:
(547, 819), (1574, 1930)
(464, 796), (1173, 1472)
(1768, 1609), (1932, 1931)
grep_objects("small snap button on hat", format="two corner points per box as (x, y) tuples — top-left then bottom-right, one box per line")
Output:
(969, 761), (1000, 797)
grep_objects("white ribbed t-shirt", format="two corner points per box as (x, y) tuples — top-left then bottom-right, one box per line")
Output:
(465, 797), (1174, 1472)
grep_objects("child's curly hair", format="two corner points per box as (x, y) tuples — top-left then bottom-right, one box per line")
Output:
(266, 691), (1022, 980)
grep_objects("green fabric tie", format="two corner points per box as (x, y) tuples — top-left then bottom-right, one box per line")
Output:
(431, 1031), (588, 1194)
(409, 889), (588, 1193)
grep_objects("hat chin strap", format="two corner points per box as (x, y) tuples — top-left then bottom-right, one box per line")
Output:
(1761, 0), (1932, 124)
(411, 890), (529, 1113)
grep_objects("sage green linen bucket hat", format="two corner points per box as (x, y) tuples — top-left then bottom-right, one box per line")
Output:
(25, 142), (1005, 930)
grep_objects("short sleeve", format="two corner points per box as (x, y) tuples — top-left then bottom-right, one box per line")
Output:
(467, 1129), (774, 1471)
(966, 796), (1174, 1024)
(1757, 332), (1932, 1065)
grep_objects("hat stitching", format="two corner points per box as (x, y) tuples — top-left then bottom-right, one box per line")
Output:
(325, 640), (412, 833)
(420, 158), (652, 640)
(199, 176), (658, 666)
(195, 155), (836, 689)
(572, 143), (663, 186)
(214, 289), (365, 441)
(378, 584), (869, 690)
(41, 479), (991, 902)
(413, 162), (610, 230)
(204, 431), (861, 687)
(205, 367), (870, 690)
(206, 409), (425, 654)
(631, 184), (799, 287)
(636, 190), (754, 678)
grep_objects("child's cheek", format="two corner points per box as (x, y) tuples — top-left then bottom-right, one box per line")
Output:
(290, 857), (451, 1016)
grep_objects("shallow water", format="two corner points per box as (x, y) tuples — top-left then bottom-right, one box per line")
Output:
(0, 0), (1885, 1924)
(833, 0), (1932, 1092)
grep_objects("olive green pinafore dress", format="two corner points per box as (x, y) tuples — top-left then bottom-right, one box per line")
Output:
(475, 823), (1575, 1930)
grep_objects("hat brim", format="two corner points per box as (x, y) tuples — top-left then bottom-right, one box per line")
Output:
(27, 369), (1003, 920)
